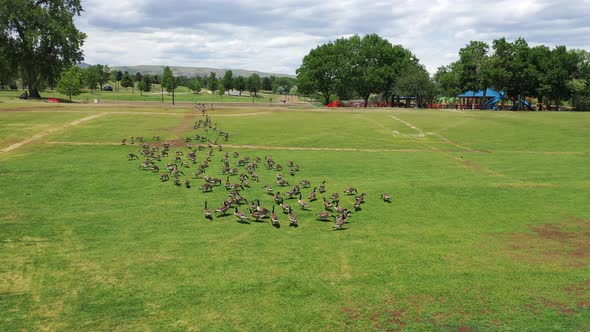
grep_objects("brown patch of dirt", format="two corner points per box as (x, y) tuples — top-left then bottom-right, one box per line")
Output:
(170, 113), (197, 137)
(457, 326), (475, 332)
(340, 306), (361, 321)
(497, 217), (590, 269)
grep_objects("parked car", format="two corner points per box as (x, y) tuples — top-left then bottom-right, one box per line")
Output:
(103, 85), (113, 91)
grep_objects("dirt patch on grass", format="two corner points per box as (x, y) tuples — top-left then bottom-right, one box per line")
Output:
(169, 113), (197, 137)
(497, 217), (590, 269)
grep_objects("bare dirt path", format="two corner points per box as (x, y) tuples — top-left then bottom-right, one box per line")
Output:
(0, 113), (108, 153)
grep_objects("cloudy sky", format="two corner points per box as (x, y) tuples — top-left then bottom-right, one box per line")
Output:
(77, 0), (590, 75)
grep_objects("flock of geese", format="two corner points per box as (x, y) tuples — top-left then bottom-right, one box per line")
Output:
(126, 107), (392, 230)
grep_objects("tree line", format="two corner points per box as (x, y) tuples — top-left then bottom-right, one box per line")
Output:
(297, 35), (590, 110)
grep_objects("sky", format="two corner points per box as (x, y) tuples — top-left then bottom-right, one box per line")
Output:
(77, 0), (590, 75)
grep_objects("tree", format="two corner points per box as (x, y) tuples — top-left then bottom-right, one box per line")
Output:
(57, 66), (82, 101)
(142, 76), (152, 93)
(82, 67), (100, 93)
(262, 77), (272, 90)
(95, 64), (109, 91)
(115, 70), (123, 91)
(120, 71), (133, 92)
(0, 0), (86, 98)
(297, 41), (341, 104)
(433, 64), (461, 97)
(137, 81), (146, 96)
(234, 76), (246, 95)
(135, 72), (143, 83)
(221, 70), (234, 92)
(207, 72), (218, 92)
(247, 74), (261, 96)
(189, 79), (201, 94)
(161, 66), (174, 93)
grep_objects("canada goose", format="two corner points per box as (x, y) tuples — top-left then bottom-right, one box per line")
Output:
(184, 180), (191, 188)
(330, 192), (340, 204)
(264, 186), (274, 195)
(225, 177), (232, 190)
(333, 213), (347, 230)
(300, 180), (311, 188)
(298, 195), (310, 210)
(248, 208), (264, 222)
(199, 183), (213, 192)
(271, 206), (280, 227)
(381, 193), (391, 202)
(308, 187), (317, 201)
(334, 203), (349, 215)
(316, 211), (331, 221)
(234, 208), (248, 222)
(127, 153), (138, 160)
(274, 192), (282, 204)
(280, 200), (291, 214)
(204, 201), (212, 219)
(255, 200), (270, 217)
(354, 199), (362, 211)
(288, 207), (298, 227)
(216, 202), (230, 216)
(318, 180), (326, 193)
(344, 187), (357, 195)
(160, 173), (169, 181)
(323, 197), (333, 210)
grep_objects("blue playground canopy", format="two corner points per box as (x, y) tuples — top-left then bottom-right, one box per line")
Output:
(458, 88), (502, 98)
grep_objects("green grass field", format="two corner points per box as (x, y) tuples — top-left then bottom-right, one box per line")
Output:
(0, 86), (282, 104)
(1, 101), (589, 331)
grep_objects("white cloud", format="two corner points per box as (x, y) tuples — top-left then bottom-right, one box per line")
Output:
(76, 0), (590, 75)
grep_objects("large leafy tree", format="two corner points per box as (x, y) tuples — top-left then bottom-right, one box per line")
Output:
(207, 72), (218, 92)
(0, 0), (86, 98)
(296, 41), (341, 104)
(56, 66), (82, 100)
(221, 70), (233, 92)
(247, 74), (261, 96)
(234, 76), (246, 95)
(161, 66), (175, 92)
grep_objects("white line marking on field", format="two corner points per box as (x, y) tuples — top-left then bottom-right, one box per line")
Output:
(0, 113), (108, 153)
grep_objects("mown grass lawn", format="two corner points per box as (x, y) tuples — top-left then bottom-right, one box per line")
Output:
(1, 103), (589, 331)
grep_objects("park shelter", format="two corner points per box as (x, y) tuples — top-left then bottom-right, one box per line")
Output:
(457, 88), (502, 109)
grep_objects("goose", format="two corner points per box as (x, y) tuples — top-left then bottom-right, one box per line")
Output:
(248, 208), (264, 222)
(318, 180), (326, 193)
(288, 207), (298, 227)
(316, 211), (332, 221)
(234, 208), (248, 222)
(381, 193), (391, 202)
(344, 187), (357, 195)
(333, 213), (347, 230)
(308, 187), (317, 201)
(203, 201), (212, 219)
(271, 206), (280, 227)
(298, 194), (310, 210)
(323, 197), (333, 210)
(300, 180), (311, 188)
(215, 202), (230, 216)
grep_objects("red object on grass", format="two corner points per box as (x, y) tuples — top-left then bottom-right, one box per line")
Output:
(325, 100), (340, 108)
(47, 98), (60, 103)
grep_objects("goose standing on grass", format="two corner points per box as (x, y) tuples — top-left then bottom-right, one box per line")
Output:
(288, 207), (298, 227)
(271, 206), (280, 227)
(204, 201), (212, 219)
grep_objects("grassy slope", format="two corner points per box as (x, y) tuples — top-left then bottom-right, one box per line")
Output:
(0, 106), (589, 331)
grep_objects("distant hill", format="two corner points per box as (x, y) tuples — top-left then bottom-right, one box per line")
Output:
(94, 64), (294, 78)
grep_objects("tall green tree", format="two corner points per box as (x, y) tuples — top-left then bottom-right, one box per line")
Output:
(115, 70), (123, 91)
(189, 79), (201, 94)
(247, 74), (261, 96)
(234, 76), (246, 95)
(57, 66), (82, 100)
(135, 72), (143, 83)
(0, 0), (86, 98)
(221, 70), (234, 92)
(161, 67), (174, 93)
(120, 71), (133, 92)
(82, 66), (100, 93)
(297, 41), (342, 104)
(207, 72), (218, 92)
(261, 77), (272, 90)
